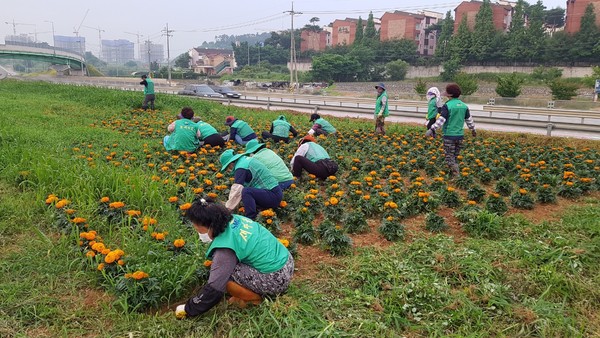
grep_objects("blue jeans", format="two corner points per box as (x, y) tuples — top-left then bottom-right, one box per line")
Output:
(242, 186), (283, 219)
(278, 180), (294, 190)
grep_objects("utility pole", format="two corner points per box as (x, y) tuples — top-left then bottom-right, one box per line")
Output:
(146, 39), (152, 76)
(284, 1), (301, 92)
(162, 23), (174, 86)
(44, 21), (56, 53)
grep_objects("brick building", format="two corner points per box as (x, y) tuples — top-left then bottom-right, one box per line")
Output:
(331, 18), (362, 46)
(565, 0), (600, 34)
(380, 10), (443, 56)
(300, 29), (331, 52)
(454, 0), (514, 33)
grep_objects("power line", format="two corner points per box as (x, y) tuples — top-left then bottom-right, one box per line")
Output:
(177, 13), (288, 33)
(300, 2), (461, 15)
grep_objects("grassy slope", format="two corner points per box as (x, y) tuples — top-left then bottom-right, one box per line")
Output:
(0, 80), (599, 337)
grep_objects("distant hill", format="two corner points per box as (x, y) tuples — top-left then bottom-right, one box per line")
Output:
(201, 33), (272, 49)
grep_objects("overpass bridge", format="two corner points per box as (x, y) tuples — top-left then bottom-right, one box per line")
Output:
(0, 44), (85, 74)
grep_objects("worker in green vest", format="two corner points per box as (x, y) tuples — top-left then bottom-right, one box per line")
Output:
(261, 115), (298, 143)
(174, 197), (294, 319)
(425, 87), (443, 138)
(163, 107), (201, 152)
(308, 114), (336, 136)
(139, 74), (155, 110)
(220, 149), (283, 219)
(245, 139), (294, 189)
(224, 116), (257, 145)
(426, 83), (477, 176)
(195, 119), (226, 148)
(374, 82), (389, 135)
(290, 135), (338, 180)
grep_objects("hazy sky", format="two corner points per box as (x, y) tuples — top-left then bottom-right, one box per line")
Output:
(2, 0), (566, 59)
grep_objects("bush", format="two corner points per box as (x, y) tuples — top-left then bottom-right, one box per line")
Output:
(549, 80), (579, 100)
(440, 58), (461, 81)
(454, 72), (478, 96)
(495, 73), (525, 98)
(531, 66), (562, 82)
(463, 210), (503, 239)
(386, 60), (409, 81)
(414, 78), (427, 96)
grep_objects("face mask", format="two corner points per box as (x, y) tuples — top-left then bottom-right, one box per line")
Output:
(198, 232), (212, 243)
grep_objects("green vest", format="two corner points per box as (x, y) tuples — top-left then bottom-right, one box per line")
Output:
(314, 118), (336, 134)
(207, 215), (289, 273)
(144, 78), (155, 95)
(442, 98), (469, 137)
(375, 91), (389, 117)
(253, 148), (293, 183)
(234, 157), (279, 190)
(305, 142), (329, 162)
(272, 119), (291, 138)
(165, 119), (199, 152)
(427, 98), (438, 120)
(196, 121), (218, 140)
(231, 120), (254, 138)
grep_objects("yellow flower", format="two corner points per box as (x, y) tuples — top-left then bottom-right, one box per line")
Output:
(278, 238), (290, 247)
(468, 200), (477, 205)
(519, 188), (527, 195)
(329, 197), (339, 206)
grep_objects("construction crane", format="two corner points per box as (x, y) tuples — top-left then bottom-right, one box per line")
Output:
(83, 25), (105, 57)
(4, 19), (35, 35)
(72, 9), (89, 56)
(124, 31), (144, 60)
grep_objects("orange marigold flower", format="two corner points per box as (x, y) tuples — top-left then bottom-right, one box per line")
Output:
(174, 239), (185, 248)
(86, 251), (96, 258)
(132, 271), (149, 280)
(278, 238), (290, 247)
(117, 259), (125, 266)
(168, 196), (179, 203)
(203, 260), (213, 267)
(109, 201), (125, 209)
(55, 199), (70, 209)
(100, 197), (110, 203)
(97, 263), (105, 271)
(91, 242), (106, 252)
(279, 201), (288, 208)
(519, 188), (527, 195)
(207, 192), (218, 199)
(329, 197), (339, 206)
(180, 203), (192, 210)
(65, 209), (77, 215)
(155, 232), (166, 241)
(364, 195), (371, 200)
(105, 252), (118, 264)
(126, 210), (141, 217)
(468, 200), (477, 205)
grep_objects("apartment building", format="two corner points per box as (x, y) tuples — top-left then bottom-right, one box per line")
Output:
(380, 10), (443, 55)
(565, 0), (600, 33)
(454, 0), (514, 32)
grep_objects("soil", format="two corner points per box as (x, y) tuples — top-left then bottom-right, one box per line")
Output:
(287, 191), (600, 282)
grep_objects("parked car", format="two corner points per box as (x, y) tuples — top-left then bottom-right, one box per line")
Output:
(178, 84), (224, 98)
(210, 85), (241, 99)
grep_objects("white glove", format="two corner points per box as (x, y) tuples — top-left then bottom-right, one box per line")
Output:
(377, 112), (383, 117)
(425, 129), (435, 138)
(307, 129), (315, 135)
(175, 304), (187, 319)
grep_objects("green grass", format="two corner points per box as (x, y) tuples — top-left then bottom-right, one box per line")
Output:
(1, 80), (599, 337)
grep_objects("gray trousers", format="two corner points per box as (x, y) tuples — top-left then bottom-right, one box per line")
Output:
(142, 94), (155, 110)
(443, 137), (463, 175)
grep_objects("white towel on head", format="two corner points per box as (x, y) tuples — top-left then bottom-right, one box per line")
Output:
(426, 87), (443, 108)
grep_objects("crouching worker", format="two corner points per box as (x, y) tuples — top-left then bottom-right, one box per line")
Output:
(220, 149), (283, 220)
(196, 119), (226, 148)
(163, 107), (201, 153)
(261, 115), (298, 143)
(290, 135), (338, 180)
(245, 139), (294, 190)
(224, 116), (257, 145)
(175, 197), (294, 319)
(308, 113), (336, 136)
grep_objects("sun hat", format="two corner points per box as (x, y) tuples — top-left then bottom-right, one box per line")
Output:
(298, 135), (316, 147)
(224, 116), (236, 126)
(244, 139), (265, 155)
(375, 82), (386, 90)
(219, 149), (243, 172)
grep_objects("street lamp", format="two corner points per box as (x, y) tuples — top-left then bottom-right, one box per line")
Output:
(44, 20), (56, 54)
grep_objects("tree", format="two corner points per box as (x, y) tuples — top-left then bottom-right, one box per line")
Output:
(310, 54), (360, 82)
(124, 60), (137, 68)
(543, 7), (565, 29)
(386, 60), (409, 80)
(448, 16), (472, 63)
(354, 17), (364, 45)
(454, 72), (478, 96)
(174, 52), (191, 69)
(348, 45), (375, 81)
(363, 12), (379, 47)
(435, 11), (454, 60)
(505, 0), (527, 62)
(571, 3), (600, 62)
(376, 39), (418, 64)
(470, 0), (499, 62)
(440, 57), (462, 81)
(525, 1), (548, 63)
(310, 17), (320, 25)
